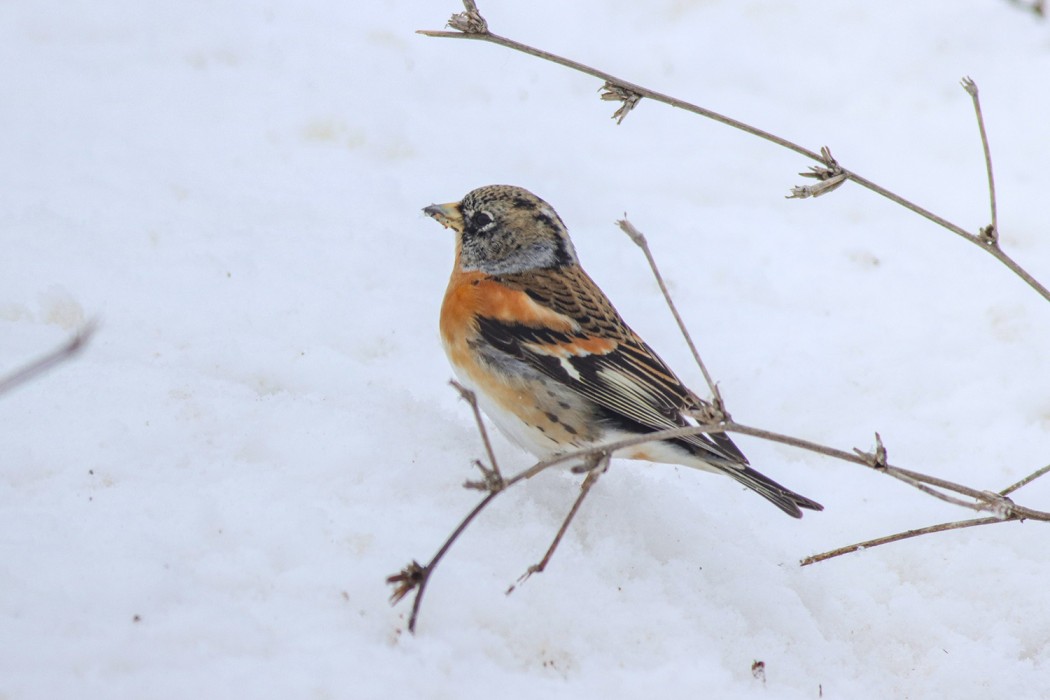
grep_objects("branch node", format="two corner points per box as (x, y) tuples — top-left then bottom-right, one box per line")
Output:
(386, 560), (426, 605)
(853, 432), (888, 470)
(979, 490), (1015, 520)
(960, 75), (978, 97)
(686, 391), (729, 426)
(617, 215), (646, 247)
(448, 378), (475, 404)
(448, 0), (489, 34)
(979, 224), (999, 247)
(569, 450), (611, 475)
(464, 459), (505, 492)
(788, 146), (847, 199)
(599, 82), (642, 124)
(449, 378), (505, 483)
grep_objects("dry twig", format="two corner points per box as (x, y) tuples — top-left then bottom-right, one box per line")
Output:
(0, 321), (98, 397)
(418, 3), (1050, 302)
(800, 517), (1007, 566)
(506, 452), (610, 594)
(449, 380), (505, 491)
(616, 218), (724, 418)
(961, 77), (999, 246)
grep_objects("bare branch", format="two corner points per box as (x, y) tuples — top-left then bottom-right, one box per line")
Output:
(393, 377), (1050, 628)
(449, 380), (504, 491)
(616, 218), (722, 412)
(0, 321), (98, 397)
(418, 11), (1050, 302)
(506, 453), (610, 594)
(800, 517), (1007, 566)
(417, 24), (822, 161)
(387, 489), (500, 633)
(1000, 463), (1050, 497)
(961, 76), (999, 245)
(722, 420), (1050, 521)
(802, 459), (1049, 566)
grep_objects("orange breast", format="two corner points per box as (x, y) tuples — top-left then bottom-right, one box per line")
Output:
(440, 269), (578, 357)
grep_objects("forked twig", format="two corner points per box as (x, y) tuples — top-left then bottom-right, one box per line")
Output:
(0, 321), (98, 396)
(418, 3), (1050, 302)
(801, 459), (1050, 565)
(449, 380), (505, 491)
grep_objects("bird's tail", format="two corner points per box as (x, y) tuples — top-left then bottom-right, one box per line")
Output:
(723, 463), (823, 518)
(679, 429), (822, 518)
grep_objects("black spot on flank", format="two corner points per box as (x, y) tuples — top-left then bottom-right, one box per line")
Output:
(545, 412), (560, 424)
(558, 401), (571, 410)
(537, 425), (547, 433)
(563, 424), (578, 436)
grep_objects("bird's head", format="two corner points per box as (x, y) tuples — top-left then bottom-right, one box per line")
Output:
(424, 185), (578, 275)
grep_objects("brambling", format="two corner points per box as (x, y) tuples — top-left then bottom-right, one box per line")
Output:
(424, 185), (822, 518)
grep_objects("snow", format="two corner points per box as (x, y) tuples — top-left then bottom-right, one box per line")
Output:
(3, 0), (1050, 697)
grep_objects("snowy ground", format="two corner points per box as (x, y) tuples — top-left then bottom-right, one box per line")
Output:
(3, 1), (1050, 697)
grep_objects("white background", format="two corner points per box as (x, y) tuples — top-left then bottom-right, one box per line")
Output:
(3, 1), (1049, 697)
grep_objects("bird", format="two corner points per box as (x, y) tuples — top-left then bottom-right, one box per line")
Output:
(423, 184), (822, 518)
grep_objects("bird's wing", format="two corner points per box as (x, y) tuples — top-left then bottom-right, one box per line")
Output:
(479, 266), (746, 465)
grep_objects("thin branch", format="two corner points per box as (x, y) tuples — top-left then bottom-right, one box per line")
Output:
(387, 489), (501, 633)
(800, 517), (1007, 566)
(416, 26), (822, 161)
(390, 386), (1050, 629)
(616, 218), (723, 414)
(449, 380), (505, 491)
(961, 76), (999, 246)
(0, 321), (98, 396)
(804, 460), (1050, 566)
(717, 420), (1050, 521)
(506, 453), (610, 594)
(418, 6), (1050, 302)
(497, 415), (1050, 521)
(1000, 463), (1050, 497)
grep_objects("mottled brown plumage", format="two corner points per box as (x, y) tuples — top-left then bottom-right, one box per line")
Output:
(425, 184), (821, 517)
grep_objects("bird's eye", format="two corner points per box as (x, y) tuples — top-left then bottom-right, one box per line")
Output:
(472, 211), (494, 229)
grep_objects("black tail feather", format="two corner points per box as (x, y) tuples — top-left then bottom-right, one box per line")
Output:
(727, 464), (823, 518)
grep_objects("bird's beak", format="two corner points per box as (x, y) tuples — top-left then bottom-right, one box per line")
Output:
(423, 201), (465, 233)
